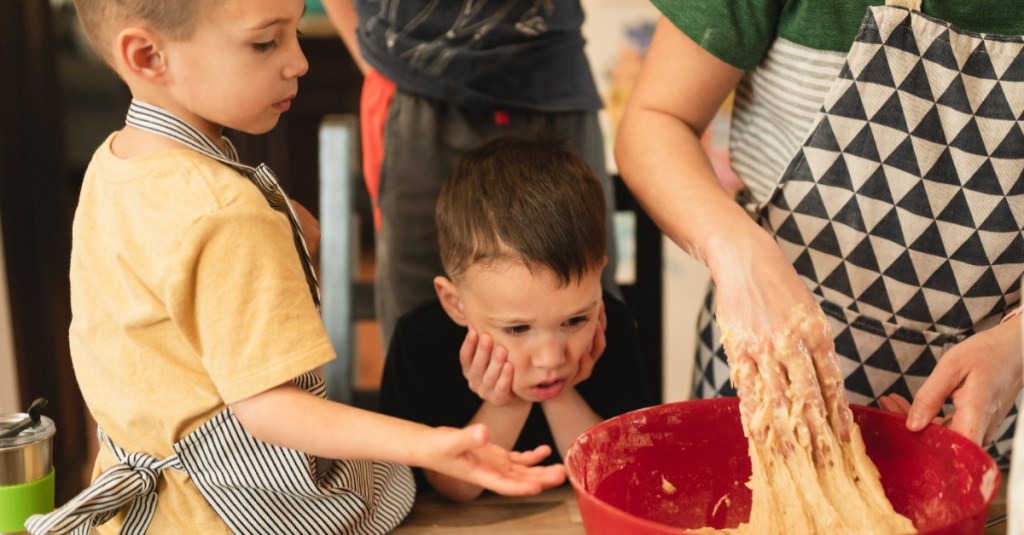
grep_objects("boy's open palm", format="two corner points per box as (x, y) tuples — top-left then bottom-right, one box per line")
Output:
(423, 424), (566, 496)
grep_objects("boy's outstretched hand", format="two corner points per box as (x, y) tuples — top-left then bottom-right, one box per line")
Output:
(419, 423), (566, 497)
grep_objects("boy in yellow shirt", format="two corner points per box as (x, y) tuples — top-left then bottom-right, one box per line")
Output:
(27, 1), (564, 533)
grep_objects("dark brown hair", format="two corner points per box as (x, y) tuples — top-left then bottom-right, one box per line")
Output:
(436, 135), (607, 286)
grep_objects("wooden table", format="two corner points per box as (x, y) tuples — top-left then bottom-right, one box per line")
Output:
(394, 485), (584, 534)
(984, 473), (1009, 535)
(394, 475), (1010, 534)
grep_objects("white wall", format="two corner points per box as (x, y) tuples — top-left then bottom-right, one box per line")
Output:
(581, 1), (710, 402)
(661, 239), (709, 402)
(0, 216), (20, 413)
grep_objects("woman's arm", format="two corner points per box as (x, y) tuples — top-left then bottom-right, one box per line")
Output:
(320, 0), (370, 73)
(617, 16), (821, 355)
(616, 18), (846, 440)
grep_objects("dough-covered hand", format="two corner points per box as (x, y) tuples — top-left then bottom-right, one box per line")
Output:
(711, 231), (853, 450)
(568, 301), (607, 389)
(904, 319), (1023, 445)
(460, 329), (519, 406)
(289, 200), (321, 264)
(420, 424), (566, 496)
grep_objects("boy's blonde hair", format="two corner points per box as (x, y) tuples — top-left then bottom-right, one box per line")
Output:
(436, 135), (607, 286)
(72, 0), (213, 65)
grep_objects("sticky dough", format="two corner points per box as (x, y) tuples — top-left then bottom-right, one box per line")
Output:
(697, 305), (915, 534)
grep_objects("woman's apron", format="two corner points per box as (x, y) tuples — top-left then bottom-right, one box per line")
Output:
(694, 1), (1024, 467)
(25, 101), (415, 534)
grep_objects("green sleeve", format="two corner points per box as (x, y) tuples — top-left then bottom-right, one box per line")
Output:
(651, 0), (1024, 71)
(650, 0), (784, 71)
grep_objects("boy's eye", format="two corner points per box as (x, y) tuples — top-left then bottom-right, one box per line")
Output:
(565, 316), (589, 328)
(504, 325), (530, 335)
(252, 40), (278, 52)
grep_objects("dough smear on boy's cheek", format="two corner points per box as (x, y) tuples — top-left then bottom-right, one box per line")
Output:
(693, 305), (915, 535)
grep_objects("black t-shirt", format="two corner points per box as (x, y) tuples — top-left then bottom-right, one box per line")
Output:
(355, 0), (602, 112)
(378, 292), (655, 470)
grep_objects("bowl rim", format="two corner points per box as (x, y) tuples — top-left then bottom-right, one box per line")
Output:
(564, 397), (1002, 534)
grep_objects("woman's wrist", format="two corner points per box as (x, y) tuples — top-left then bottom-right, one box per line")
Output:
(701, 218), (777, 284)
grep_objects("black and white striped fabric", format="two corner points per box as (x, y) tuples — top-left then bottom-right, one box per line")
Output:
(24, 103), (416, 533)
(24, 429), (185, 534)
(694, 1), (1024, 467)
(27, 372), (415, 534)
(125, 100), (322, 311)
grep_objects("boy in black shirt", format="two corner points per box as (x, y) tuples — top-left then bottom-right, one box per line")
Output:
(378, 136), (655, 501)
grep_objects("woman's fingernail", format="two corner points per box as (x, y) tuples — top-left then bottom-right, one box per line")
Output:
(907, 413), (925, 431)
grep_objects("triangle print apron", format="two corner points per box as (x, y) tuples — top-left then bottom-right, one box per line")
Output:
(25, 101), (415, 534)
(694, 1), (1024, 467)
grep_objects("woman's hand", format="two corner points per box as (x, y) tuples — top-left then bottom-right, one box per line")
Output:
(710, 228), (853, 445)
(903, 318), (1023, 445)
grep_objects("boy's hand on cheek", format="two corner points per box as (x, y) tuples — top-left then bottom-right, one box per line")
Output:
(569, 302), (607, 389)
(460, 330), (524, 406)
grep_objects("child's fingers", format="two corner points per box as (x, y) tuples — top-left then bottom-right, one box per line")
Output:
(508, 444), (553, 466)
(475, 464), (566, 496)
(459, 329), (479, 373)
(883, 393), (912, 415)
(466, 333), (495, 390)
(479, 347), (508, 393)
(493, 360), (515, 400)
(475, 333), (494, 371)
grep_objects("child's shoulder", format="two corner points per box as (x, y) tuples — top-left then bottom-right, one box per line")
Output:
(90, 133), (269, 212)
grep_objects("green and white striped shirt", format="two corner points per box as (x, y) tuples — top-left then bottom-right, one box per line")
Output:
(652, 0), (1024, 204)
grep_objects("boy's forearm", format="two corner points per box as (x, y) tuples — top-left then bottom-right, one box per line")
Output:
(230, 382), (430, 466)
(468, 399), (532, 451)
(540, 388), (601, 459)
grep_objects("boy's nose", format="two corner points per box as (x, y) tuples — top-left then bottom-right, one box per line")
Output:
(286, 47), (309, 79)
(531, 340), (567, 370)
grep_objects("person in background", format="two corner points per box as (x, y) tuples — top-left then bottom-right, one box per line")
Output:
(378, 136), (655, 501)
(320, 0), (620, 351)
(616, 0), (1024, 466)
(27, 1), (566, 533)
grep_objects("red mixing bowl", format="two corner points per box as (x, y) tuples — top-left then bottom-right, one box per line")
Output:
(566, 397), (1001, 534)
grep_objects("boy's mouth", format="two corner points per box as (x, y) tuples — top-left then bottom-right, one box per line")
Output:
(273, 97), (293, 112)
(531, 378), (566, 400)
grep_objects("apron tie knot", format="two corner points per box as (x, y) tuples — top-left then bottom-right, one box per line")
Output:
(122, 451), (163, 494)
(24, 429), (183, 534)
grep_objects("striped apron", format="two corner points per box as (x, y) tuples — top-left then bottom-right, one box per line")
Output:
(25, 101), (416, 534)
(693, 1), (1024, 467)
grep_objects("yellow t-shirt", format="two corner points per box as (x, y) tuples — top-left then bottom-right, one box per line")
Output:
(69, 134), (335, 534)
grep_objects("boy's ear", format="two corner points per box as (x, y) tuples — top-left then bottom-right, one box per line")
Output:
(115, 27), (168, 81)
(434, 276), (468, 326)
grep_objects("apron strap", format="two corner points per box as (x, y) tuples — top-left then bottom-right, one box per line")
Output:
(24, 429), (184, 535)
(124, 99), (322, 312)
(885, 0), (921, 10)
